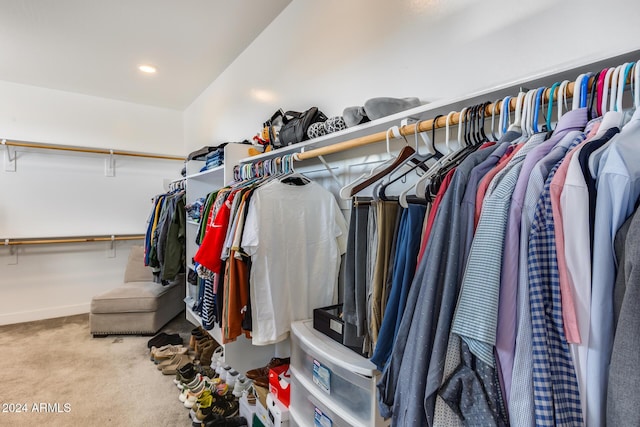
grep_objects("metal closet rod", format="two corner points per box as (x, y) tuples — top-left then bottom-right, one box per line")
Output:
(1, 139), (184, 161)
(294, 72), (621, 161)
(3, 234), (145, 246)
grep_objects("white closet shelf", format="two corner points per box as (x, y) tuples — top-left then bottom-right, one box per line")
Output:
(185, 164), (224, 180)
(187, 220), (200, 226)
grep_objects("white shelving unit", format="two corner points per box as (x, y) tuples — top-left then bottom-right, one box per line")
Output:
(184, 142), (276, 375)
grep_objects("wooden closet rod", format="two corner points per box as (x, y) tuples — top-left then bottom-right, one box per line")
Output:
(1, 139), (184, 161)
(3, 234), (145, 246)
(295, 72), (619, 161)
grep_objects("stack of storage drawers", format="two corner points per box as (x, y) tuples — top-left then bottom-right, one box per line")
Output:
(289, 320), (388, 427)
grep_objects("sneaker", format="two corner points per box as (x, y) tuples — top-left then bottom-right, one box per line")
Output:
(195, 393), (239, 422)
(153, 345), (188, 362)
(220, 365), (232, 382)
(245, 357), (289, 380)
(232, 376), (252, 398)
(174, 363), (196, 386)
(185, 380), (211, 409)
(226, 370), (239, 388)
(147, 332), (183, 349)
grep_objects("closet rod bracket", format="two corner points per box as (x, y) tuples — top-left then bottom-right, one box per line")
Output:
(107, 235), (116, 258)
(104, 150), (116, 177)
(4, 239), (18, 265)
(316, 155), (342, 186)
(2, 139), (17, 172)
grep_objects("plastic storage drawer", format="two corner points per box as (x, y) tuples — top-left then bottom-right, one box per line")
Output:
(291, 368), (357, 427)
(290, 321), (378, 426)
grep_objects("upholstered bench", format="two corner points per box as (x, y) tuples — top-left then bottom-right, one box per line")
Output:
(90, 246), (185, 337)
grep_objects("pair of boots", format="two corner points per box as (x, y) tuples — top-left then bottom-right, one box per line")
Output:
(190, 327), (218, 367)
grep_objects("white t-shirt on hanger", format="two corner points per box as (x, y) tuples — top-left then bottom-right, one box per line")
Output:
(242, 179), (348, 345)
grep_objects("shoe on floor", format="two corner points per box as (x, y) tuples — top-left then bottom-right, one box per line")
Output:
(153, 345), (188, 362)
(245, 357), (289, 380)
(147, 332), (183, 349)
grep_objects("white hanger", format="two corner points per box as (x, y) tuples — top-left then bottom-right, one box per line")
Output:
(635, 61), (640, 108)
(508, 92), (526, 132)
(556, 80), (570, 121)
(609, 65), (623, 113)
(491, 99), (501, 140)
(371, 120), (426, 200)
(338, 126), (404, 199)
(571, 74), (585, 111)
(523, 89), (537, 136)
(616, 62), (631, 112)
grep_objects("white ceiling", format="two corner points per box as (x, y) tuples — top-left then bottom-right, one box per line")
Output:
(0, 0), (291, 110)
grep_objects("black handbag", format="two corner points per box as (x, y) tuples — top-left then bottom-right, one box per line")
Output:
(275, 107), (328, 148)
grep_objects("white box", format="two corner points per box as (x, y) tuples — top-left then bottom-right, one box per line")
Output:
(256, 399), (273, 427)
(239, 393), (257, 424)
(267, 393), (290, 427)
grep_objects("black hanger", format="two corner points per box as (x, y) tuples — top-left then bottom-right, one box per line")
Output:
(588, 70), (601, 121)
(478, 101), (490, 143)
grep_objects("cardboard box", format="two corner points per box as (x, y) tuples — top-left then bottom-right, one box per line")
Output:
(268, 364), (291, 408)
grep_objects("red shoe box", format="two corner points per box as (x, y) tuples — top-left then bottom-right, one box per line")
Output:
(268, 364), (290, 408)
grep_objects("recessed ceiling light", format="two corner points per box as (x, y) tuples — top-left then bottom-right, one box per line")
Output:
(138, 64), (157, 74)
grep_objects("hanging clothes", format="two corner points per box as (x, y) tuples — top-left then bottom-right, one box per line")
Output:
(241, 179), (348, 345)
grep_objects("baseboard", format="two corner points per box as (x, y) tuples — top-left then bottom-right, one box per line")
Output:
(0, 303), (90, 326)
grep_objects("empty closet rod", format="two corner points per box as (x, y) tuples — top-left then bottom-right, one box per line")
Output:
(294, 72), (613, 162)
(3, 234), (144, 246)
(1, 139), (184, 161)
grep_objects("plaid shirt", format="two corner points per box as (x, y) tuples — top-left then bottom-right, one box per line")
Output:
(527, 156), (583, 426)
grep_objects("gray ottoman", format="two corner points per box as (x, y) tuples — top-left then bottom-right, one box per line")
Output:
(90, 246), (185, 336)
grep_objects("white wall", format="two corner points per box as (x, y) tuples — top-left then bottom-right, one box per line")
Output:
(0, 81), (184, 325)
(184, 0), (640, 151)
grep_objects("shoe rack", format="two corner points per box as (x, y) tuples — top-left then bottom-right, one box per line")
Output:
(184, 142), (276, 375)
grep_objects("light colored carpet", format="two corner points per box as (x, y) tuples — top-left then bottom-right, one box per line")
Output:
(0, 313), (195, 427)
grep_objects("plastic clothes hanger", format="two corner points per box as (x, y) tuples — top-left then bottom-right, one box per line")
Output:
(616, 62), (634, 112)
(377, 117), (443, 202)
(572, 74), (586, 111)
(491, 99), (501, 140)
(597, 68), (612, 117)
(499, 96), (512, 136)
(478, 102), (491, 143)
(508, 92), (526, 133)
(587, 71), (601, 120)
(546, 82), (560, 131)
(338, 126), (408, 199)
(635, 61), (640, 108)
(280, 154), (310, 185)
(600, 67), (616, 115)
(408, 109), (463, 204)
(609, 66), (622, 113)
(556, 80), (570, 122)
(532, 87), (546, 133)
